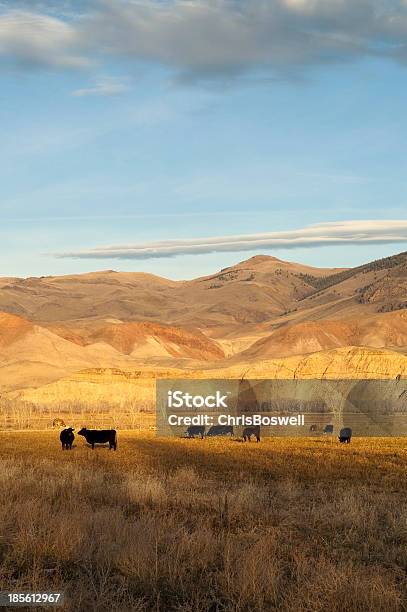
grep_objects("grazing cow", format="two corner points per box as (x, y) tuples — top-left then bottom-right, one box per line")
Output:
(60, 427), (74, 450)
(338, 427), (352, 443)
(309, 424), (317, 432)
(323, 424), (334, 434)
(185, 425), (205, 439)
(78, 428), (117, 450)
(53, 418), (66, 428)
(242, 425), (260, 442)
(207, 425), (234, 437)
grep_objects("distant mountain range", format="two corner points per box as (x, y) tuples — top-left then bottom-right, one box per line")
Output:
(1, 251), (406, 401)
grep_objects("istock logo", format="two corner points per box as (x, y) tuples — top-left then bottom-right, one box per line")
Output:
(167, 390), (229, 409)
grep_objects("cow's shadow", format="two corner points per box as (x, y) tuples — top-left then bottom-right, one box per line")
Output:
(83, 443), (113, 450)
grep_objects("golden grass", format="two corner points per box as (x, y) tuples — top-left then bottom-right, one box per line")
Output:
(0, 433), (406, 611)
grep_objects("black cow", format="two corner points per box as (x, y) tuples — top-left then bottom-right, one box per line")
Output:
(78, 428), (117, 450)
(60, 427), (74, 450)
(323, 424), (334, 434)
(207, 425), (234, 437)
(338, 427), (352, 443)
(242, 425), (260, 442)
(185, 425), (205, 439)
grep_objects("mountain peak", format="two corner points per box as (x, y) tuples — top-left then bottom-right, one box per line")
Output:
(222, 255), (283, 271)
(243, 255), (282, 264)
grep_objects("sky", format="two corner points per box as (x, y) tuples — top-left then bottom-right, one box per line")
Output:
(1, 0), (407, 279)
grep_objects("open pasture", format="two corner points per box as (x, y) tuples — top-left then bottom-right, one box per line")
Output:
(0, 432), (405, 611)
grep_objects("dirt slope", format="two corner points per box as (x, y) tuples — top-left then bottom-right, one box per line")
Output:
(48, 321), (224, 361)
(0, 313), (224, 390)
(0, 312), (33, 346)
(15, 346), (407, 407)
(242, 310), (407, 359)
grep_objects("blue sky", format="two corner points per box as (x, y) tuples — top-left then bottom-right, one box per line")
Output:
(1, 1), (407, 279)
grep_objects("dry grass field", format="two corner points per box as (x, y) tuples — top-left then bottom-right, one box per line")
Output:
(0, 432), (406, 611)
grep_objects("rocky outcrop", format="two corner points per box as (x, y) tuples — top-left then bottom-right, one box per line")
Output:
(12, 347), (407, 407)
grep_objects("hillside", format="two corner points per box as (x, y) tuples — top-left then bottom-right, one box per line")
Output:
(0, 313), (127, 390)
(287, 251), (407, 321)
(1, 251), (407, 394)
(242, 310), (407, 359)
(1, 252), (406, 333)
(0, 313), (225, 391)
(47, 320), (224, 360)
(0, 270), (179, 323)
(0, 312), (33, 346)
(15, 346), (407, 407)
(0, 256), (343, 328)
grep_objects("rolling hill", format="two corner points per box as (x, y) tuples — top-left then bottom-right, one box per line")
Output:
(0, 313), (224, 390)
(46, 320), (224, 361)
(1, 251), (406, 332)
(0, 250), (406, 396)
(241, 310), (407, 359)
(0, 312), (126, 390)
(0, 255), (343, 327)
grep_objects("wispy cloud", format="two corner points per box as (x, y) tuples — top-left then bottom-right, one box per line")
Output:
(2, 2), (407, 80)
(56, 220), (407, 260)
(71, 76), (130, 97)
(0, 9), (89, 69)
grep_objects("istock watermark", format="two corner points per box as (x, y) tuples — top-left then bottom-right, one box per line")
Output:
(156, 379), (407, 438)
(167, 390), (229, 409)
